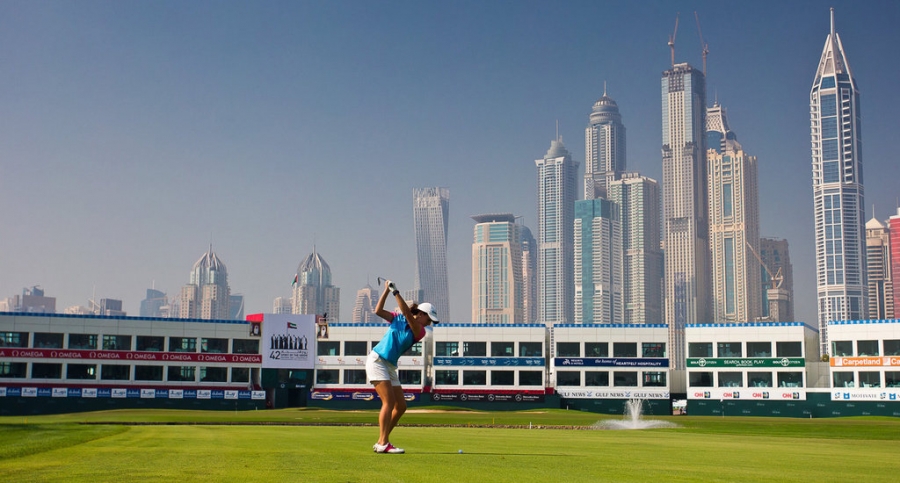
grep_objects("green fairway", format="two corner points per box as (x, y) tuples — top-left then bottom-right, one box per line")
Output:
(2, 409), (899, 482)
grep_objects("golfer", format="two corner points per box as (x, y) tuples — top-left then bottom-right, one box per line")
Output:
(367, 280), (439, 454)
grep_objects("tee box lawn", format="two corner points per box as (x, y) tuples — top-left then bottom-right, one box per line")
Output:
(1, 408), (898, 482)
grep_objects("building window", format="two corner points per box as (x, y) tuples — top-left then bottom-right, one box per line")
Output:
(32, 363), (62, 379)
(519, 342), (542, 357)
(200, 367), (227, 383)
(463, 370), (486, 385)
(0, 332), (28, 348)
(403, 341), (423, 357)
(585, 371), (609, 386)
(885, 372), (900, 388)
(642, 343), (666, 358)
(746, 342), (772, 357)
(435, 370), (458, 385)
(884, 340), (900, 356)
(168, 337), (195, 353)
(748, 372), (773, 387)
(491, 370), (514, 385)
(68, 334), (98, 350)
(717, 342), (741, 358)
(66, 364), (96, 380)
(491, 342), (514, 356)
(689, 343), (712, 358)
(201, 338), (228, 353)
(317, 341), (339, 356)
(556, 342), (580, 357)
(168, 366), (196, 382)
(642, 372), (666, 387)
(613, 343), (637, 358)
(832, 340), (852, 357)
(103, 335), (132, 351)
(101, 365), (130, 380)
(585, 342), (608, 357)
(344, 369), (367, 385)
(399, 370), (422, 385)
(34, 333), (63, 349)
(775, 342), (802, 358)
(0, 362), (27, 378)
(134, 366), (163, 381)
(858, 371), (881, 388)
(518, 371), (543, 386)
(557, 371), (581, 386)
(231, 367), (250, 383)
(233, 339), (259, 354)
(136, 336), (164, 352)
(857, 340), (879, 357)
(613, 371), (638, 387)
(344, 341), (368, 356)
(435, 342), (459, 357)
(777, 372), (803, 388)
(718, 372), (742, 387)
(689, 372), (713, 387)
(463, 342), (486, 357)
(833, 371), (854, 388)
(315, 370), (338, 384)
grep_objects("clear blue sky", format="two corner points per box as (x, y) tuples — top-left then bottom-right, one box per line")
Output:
(2, 1), (898, 325)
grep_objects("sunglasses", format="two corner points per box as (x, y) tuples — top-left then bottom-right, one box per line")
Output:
(410, 308), (422, 315)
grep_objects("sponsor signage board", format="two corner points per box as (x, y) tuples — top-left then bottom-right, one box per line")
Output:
(831, 390), (900, 401)
(554, 358), (669, 368)
(686, 357), (805, 368)
(556, 389), (670, 399)
(429, 392), (545, 403)
(433, 357), (545, 367)
(687, 388), (806, 400)
(830, 356), (900, 367)
(0, 347), (262, 364)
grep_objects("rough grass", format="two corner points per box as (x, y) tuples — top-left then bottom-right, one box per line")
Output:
(1, 409), (899, 482)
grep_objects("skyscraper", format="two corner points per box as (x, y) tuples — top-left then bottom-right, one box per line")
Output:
(140, 288), (167, 317)
(758, 237), (795, 322)
(535, 138), (578, 326)
(352, 284), (379, 323)
(520, 224), (538, 324)
(661, 62), (709, 369)
(866, 215), (893, 319)
(707, 102), (761, 323)
(292, 248), (340, 323)
(890, 209), (900, 315)
(413, 187), (450, 321)
(810, 9), (867, 354)
(584, 87), (626, 200)
(272, 297), (292, 315)
(609, 173), (663, 325)
(574, 199), (622, 324)
(471, 213), (525, 324)
(180, 246), (231, 320)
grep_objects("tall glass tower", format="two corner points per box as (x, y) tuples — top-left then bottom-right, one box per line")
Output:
(707, 102), (761, 323)
(810, 8), (866, 355)
(585, 87), (626, 200)
(471, 213), (525, 324)
(413, 187), (450, 321)
(292, 248), (340, 323)
(661, 62), (709, 369)
(180, 245), (231, 320)
(574, 198), (622, 324)
(535, 138), (578, 326)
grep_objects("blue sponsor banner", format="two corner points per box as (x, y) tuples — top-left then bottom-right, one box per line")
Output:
(238, 390), (252, 400)
(7, 387), (21, 397)
(126, 388), (141, 398)
(37, 388), (52, 397)
(183, 389), (197, 399)
(554, 357), (669, 368)
(67, 388), (82, 398)
(211, 390), (225, 399)
(433, 357), (545, 367)
(155, 389), (169, 398)
(98, 388), (112, 398)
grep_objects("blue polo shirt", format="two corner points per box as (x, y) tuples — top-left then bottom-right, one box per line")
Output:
(372, 312), (425, 365)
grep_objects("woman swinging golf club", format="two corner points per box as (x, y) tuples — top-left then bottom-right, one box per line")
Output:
(367, 279), (439, 454)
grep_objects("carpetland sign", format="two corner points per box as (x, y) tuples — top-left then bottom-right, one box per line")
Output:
(688, 388), (805, 400)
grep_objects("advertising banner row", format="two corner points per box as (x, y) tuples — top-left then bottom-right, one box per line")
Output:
(556, 389), (670, 399)
(0, 387), (266, 400)
(0, 348), (262, 364)
(689, 388), (806, 400)
(554, 358), (668, 368)
(830, 390), (900, 401)
(433, 357), (545, 367)
(830, 356), (900, 367)
(308, 389), (547, 403)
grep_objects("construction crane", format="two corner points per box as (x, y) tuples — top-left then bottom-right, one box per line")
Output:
(694, 11), (709, 76)
(745, 241), (783, 290)
(668, 13), (679, 68)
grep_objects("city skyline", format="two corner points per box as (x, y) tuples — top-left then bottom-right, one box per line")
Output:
(2, 2), (899, 324)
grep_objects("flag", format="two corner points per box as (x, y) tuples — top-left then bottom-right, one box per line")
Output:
(287, 322), (297, 330)
(291, 274), (298, 287)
